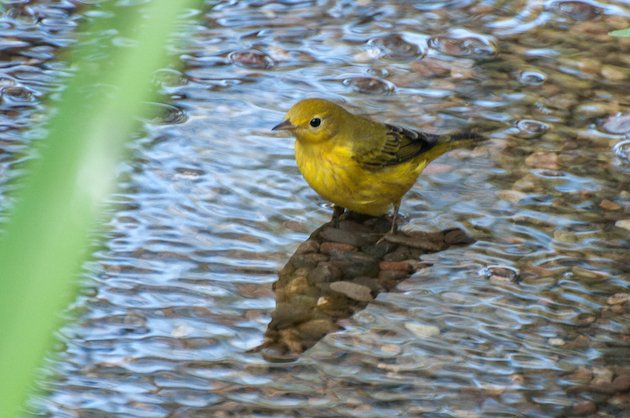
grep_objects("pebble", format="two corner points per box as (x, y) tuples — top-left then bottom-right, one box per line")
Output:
(270, 303), (312, 328)
(228, 49), (274, 69)
(601, 65), (628, 81)
(591, 367), (614, 385)
(291, 252), (329, 269)
(553, 229), (578, 243)
(367, 34), (423, 59)
(380, 344), (401, 355)
(549, 338), (565, 346)
(615, 219), (630, 232)
(602, 113), (630, 134)
(551, 1), (602, 20)
(427, 30), (498, 58)
(410, 58), (452, 77)
(307, 262), (342, 284)
(296, 240), (319, 254)
(607, 293), (630, 305)
(296, 319), (338, 341)
(319, 241), (356, 254)
(514, 119), (550, 138)
(319, 227), (366, 246)
(382, 231), (445, 251)
(443, 229), (475, 245)
(567, 366), (593, 383)
(570, 400), (597, 416)
(612, 375), (630, 392)
(342, 76), (396, 95)
(329, 281), (373, 302)
(599, 199), (621, 211)
(518, 70), (546, 86)
(405, 322), (440, 338)
(525, 151), (560, 170)
(608, 393), (630, 406)
(498, 190), (527, 203)
(379, 260), (414, 272)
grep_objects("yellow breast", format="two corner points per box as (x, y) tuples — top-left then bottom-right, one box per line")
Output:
(295, 140), (424, 216)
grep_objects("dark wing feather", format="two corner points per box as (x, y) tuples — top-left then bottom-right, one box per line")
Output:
(353, 123), (441, 170)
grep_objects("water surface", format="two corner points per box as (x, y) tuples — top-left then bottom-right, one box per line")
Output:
(1, 0), (629, 416)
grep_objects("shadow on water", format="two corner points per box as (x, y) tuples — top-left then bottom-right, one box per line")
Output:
(254, 213), (474, 361)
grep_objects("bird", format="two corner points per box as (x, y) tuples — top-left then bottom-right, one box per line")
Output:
(272, 98), (483, 234)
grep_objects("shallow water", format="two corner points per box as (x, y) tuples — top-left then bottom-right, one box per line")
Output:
(2, 0), (630, 416)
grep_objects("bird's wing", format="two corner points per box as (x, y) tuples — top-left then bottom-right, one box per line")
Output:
(352, 123), (441, 170)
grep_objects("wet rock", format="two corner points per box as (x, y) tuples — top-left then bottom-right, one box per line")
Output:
(1, 86), (34, 101)
(405, 322), (440, 338)
(608, 393), (630, 407)
(382, 246), (412, 262)
(270, 303), (312, 329)
(607, 293), (630, 305)
(296, 239), (319, 254)
(379, 260), (415, 273)
(319, 227), (367, 246)
(481, 265), (520, 283)
(351, 277), (382, 293)
(307, 262), (342, 285)
(342, 76), (396, 95)
(361, 240), (398, 258)
(296, 319), (338, 341)
(548, 338), (565, 346)
(591, 367), (614, 385)
(612, 375), (630, 392)
(602, 113), (630, 134)
(570, 400), (597, 416)
(284, 276), (317, 299)
(525, 151), (559, 170)
(498, 190), (527, 203)
(319, 241), (356, 255)
(330, 251), (379, 277)
(600, 199), (621, 211)
(443, 228), (475, 245)
(553, 229), (578, 243)
(514, 119), (550, 139)
(601, 65), (628, 81)
(378, 269), (409, 284)
(615, 219), (630, 232)
(518, 70), (546, 86)
(567, 335), (591, 349)
(228, 49), (274, 69)
(383, 231), (446, 251)
(550, 1), (602, 20)
(427, 29), (498, 59)
(367, 34), (425, 59)
(330, 281), (373, 302)
(291, 252), (329, 269)
(410, 57), (453, 77)
(567, 366), (593, 383)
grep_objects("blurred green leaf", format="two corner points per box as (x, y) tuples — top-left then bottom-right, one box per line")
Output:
(0, 1), (200, 416)
(609, 28), (630, 37)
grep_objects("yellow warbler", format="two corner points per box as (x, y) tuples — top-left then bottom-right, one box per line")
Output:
(273, 98), (483, 233)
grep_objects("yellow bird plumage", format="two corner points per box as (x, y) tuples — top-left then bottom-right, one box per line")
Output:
(273, 98), (482, 233)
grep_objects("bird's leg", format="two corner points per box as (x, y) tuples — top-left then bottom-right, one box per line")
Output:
(389, 202), (400, 235)
(332, 205), (345, 227)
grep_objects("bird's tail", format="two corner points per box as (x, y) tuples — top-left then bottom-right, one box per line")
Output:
(421, 131), (485, 163)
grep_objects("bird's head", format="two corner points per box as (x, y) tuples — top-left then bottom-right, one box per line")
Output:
(272, 98), (348, 144)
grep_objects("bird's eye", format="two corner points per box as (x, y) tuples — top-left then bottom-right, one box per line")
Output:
(309, 118), (321, 128)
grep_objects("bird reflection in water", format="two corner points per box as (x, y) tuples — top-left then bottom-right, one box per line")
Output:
(253, 213), (474, 362)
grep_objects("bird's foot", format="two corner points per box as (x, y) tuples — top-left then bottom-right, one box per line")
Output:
(331, 205), (345, 228)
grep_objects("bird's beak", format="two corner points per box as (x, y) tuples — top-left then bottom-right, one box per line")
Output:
(272, 119), (295, 131)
